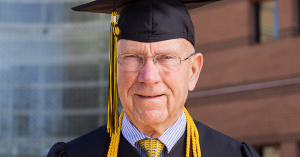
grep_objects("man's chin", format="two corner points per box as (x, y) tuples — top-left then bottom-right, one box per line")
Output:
(139, 120), (166, 129)
(137, 111), (167, 125)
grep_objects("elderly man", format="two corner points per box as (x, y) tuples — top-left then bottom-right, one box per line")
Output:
(47, 0), (260, 157)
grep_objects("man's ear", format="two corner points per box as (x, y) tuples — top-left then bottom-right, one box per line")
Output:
(188, 53), (203, 91)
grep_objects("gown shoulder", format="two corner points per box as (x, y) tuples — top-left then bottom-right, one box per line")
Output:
(47, 121), (260, 157)
(47, 142), (68, 157)
(194, 120), (260, 157)
(241, 142), (260, 157)
(47, 124), (109, 157)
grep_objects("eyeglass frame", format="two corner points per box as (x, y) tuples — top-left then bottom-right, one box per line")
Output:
(117, 53), (196, 71)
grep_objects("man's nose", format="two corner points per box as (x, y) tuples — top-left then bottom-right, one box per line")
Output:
(137, 58), (161, 85)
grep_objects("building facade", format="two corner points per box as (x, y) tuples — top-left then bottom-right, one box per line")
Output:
(0, 0), (113, 156)
(188, 0), (300, 157)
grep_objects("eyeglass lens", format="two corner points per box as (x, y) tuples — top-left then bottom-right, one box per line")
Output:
(118, 54), (183, 71)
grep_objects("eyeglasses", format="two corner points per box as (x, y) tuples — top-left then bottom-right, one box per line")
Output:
(118, 53), (195, 71)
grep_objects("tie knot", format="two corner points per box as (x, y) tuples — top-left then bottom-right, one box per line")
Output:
(138, 139), (165, 157)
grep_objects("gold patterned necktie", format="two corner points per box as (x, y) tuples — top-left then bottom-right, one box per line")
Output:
(138, 139), (165, 157)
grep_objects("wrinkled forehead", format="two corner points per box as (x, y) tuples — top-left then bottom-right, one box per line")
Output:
(117, 38), (193, 56)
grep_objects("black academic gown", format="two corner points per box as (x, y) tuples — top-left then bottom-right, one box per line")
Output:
(47, 120), (259, 157)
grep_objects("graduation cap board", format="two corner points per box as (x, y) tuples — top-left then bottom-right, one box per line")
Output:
(73, 0), (219, 13)
(73, 0), (220, 45)
(72, 1), (220, 157)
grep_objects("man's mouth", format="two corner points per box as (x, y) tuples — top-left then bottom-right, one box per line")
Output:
(137, 94), (164, 98)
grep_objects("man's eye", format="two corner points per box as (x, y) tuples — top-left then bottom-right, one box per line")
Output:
(126, 55), (137, 58)
(160, 55), (175, 59)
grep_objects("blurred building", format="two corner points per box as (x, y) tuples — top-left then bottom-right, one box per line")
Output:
(188, 0), (300, 157)
(0, 0), (113, 156)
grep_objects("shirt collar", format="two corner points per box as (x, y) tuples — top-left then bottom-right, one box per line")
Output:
(121, 111), (186, 153)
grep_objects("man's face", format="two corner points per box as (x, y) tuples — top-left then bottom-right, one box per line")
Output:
(117, 38), (202, 129)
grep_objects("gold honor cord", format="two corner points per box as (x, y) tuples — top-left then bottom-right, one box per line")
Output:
(184, 108), (201, 157)
(107, 11), (119, 137)
(107, 110), (124, 157)
(107, 108), (201, 157)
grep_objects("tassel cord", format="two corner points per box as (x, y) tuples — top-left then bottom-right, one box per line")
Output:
(107, 11), (119, 137)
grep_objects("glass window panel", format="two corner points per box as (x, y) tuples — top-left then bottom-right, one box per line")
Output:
(0, 65), (38, 83)
(67, 64), (100, 82)
(99, 86), (109, 108)
(44, 2), (103, 23)
(0, 114), (13, 138)
(44, 65), (67, 83)
(298, 0), (300, 34)
(0, 39), (66, 57)
(13, 115), (30, 137)
(0, 66), (12, 83)
(44, 89), (63, 110)
(44, 115), (60, 137)
(13, 88), (38, 110)
(258, 0), (279, 42)
(60, 115), (100, 136)
(0, 2), (103, 24)
(45, 3), (67, 23)
(262, 145), (281, 157)
(0, 0), (110, 156)
(66, 33), (110, 55)
(63, 87), (99, 109)
(12, 65), (39, 83)
(0, 2), (42, 23)
(100, 61), (110, 80)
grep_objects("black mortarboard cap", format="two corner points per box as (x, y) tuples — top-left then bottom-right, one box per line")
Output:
(72, 0), (220, 45)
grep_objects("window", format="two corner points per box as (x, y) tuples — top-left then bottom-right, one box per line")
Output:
(254, 0), (279, 43)
(0, 1), (101, 24)
(298, 0), (300, 34)
(0, 0), (111, 156)
(257, 145), (282, 157)
(0, 2), (42, 23)
(63, 87), (100, 109)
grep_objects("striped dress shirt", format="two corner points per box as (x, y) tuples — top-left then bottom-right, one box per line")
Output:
(121, 111), (186, 157)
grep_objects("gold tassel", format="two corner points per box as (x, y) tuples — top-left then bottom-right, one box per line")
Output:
(107, 11), (119, 137)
